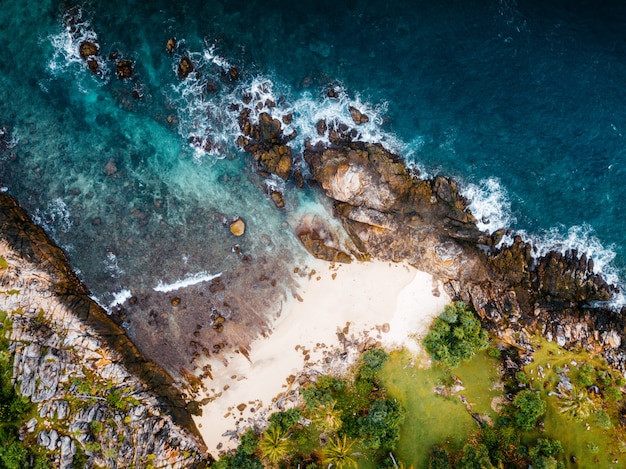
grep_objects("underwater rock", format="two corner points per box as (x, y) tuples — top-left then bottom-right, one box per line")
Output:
(177, 56), (194, 79)
(230, 217), (246, 236)
(103, 158), (117, 175)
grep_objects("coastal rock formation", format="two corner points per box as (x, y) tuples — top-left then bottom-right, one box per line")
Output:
(177, 56), (194, 79)
(300, 141), (626, 369)
(237, 111), (294, 180)
(0, 195), (208, 468)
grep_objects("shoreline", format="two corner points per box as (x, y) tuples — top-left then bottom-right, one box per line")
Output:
(193, 259), (451, 454)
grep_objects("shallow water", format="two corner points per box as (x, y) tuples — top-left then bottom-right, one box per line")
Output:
(1, 0), (626, 376)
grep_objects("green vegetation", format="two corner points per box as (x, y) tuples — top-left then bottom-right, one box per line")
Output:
(215, 349), (404, 468)
(0, 311), (51, 469)
(423, 302), (489, 368)
(215, 303), (626, 469)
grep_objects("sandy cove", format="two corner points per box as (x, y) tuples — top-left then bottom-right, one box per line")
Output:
(194, 259), (451, 455)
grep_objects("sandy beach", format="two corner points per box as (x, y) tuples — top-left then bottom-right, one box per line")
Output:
(194, 259), (451, 454)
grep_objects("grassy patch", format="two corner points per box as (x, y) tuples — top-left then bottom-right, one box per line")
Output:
(379, 349), (502, 468)
(522, 337), (626, 468)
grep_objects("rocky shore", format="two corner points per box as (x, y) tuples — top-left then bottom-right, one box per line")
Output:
(0, 194), (208, 468)
(235, 99), (626, 373)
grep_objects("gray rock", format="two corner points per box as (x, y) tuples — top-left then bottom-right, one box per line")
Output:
(37, 430), (50, 448)
(25, 417), (37, 433)
(59, 436), (75, 469)
(48, 430), (59, 450)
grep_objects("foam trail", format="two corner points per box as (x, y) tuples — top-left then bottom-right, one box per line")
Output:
(154, 271), (222, 293)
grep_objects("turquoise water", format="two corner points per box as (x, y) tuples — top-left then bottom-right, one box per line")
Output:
(1, 0), (625, 320)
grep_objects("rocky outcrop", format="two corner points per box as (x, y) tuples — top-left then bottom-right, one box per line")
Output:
(0, 194), (208, 468)
(300, 141), (626, 369)
(237, 111), (295, 180)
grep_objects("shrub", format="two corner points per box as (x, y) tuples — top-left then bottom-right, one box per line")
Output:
(423, 302), (489, 368)
(511, 390), (546, 430)
(268, 408), (301, 433)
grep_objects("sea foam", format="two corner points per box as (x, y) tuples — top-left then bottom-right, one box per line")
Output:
(462, 177), (514, 233)
(154, 271), (222, 293)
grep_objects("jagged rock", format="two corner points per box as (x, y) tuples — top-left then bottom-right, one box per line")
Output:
(0, 193), (208, 467)
(60, 436), (75, 469)
(270, 189), (285, 209)
(177, 56), (194, 79)
(349, 106), (369, 124)
(296, 216), (352, 264)
(316, 119), (327, 136)
(25, 417), (37, 433)
(115, 59), (133, 79)
(166, 38), (176, 53)
(238, 111), (294, 180)
(301, 140), (623, 369)
(79, 41), (98, 58)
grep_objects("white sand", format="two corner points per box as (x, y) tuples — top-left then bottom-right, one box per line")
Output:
(193, 259), (450, 454)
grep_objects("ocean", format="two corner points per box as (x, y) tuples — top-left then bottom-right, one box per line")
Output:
(1, 0), (625, 355)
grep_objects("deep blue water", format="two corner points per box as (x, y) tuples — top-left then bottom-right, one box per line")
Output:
(1, 0), (626, 307)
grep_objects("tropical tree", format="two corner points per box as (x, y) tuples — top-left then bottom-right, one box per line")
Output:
(258, 425), (291, 465)
(322, 434), (359, 469)
(312, 399), (343, 433)
(557, 387), (597, 421)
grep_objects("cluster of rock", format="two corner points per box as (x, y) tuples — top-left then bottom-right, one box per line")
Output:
(232, 99), (625, 371)
(0, 194), (208, 468)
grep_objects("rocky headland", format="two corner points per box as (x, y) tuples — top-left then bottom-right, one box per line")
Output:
(0, 194), (208, 468)
(235, 100), (626, 373)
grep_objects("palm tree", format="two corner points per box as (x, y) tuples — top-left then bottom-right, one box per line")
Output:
(557, 387), (597, 420)
(322, 434), (358, 469)
(258, 425), (291, 464)
(312, 400), (343, 433)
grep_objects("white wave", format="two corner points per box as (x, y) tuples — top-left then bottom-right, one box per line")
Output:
(169, 47), (240, 161)
(153, 271), (222, 293)
(109, 288), (132, 308)
(33, 198), (73, 234)
(104, 251), (124, 278)
(497, 224), (624, 307)
(168, 42), (406, 164)
(461, 177), (513, 233)
(46, 8), (110, 83)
